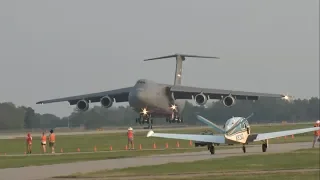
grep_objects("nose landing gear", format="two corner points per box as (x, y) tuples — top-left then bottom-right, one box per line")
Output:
(136, 114), (153, 129)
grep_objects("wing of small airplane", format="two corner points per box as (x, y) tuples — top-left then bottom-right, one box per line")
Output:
(146, 130), (226, 144)
(36, 87), (133, 105)
(196, 115), (225, 134)
(247, 126), (320, 142)
(170, 85), (289, 100)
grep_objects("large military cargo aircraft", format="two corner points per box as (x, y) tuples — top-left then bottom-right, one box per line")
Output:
(37, 54), (291, 128)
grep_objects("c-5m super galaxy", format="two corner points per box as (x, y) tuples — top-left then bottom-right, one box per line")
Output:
(36, 54), (292, 128)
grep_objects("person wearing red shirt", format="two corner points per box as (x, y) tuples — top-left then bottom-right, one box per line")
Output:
(26, 133), (33, 154)
(127, 127), (134, 150)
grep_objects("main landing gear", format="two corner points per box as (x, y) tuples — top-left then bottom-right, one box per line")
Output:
(262, 140), (268, 152)
(241, 141), (268, 153)
(242, 144), (246, 153)
(165, 113), (183, 123)
(135, 114), (153, 129)
(207, 143), (215, 155)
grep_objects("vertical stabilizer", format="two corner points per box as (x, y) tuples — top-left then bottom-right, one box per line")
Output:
(144, 54), (219, 85)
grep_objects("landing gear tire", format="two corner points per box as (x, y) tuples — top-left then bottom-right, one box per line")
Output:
(209, 144), (215, 155)
(262, 143), (267, 152)
(242, 145), (246, 153)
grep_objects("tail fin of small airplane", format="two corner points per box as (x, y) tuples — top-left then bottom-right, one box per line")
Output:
(196, 115), (225, 134)
(143, 54), (219, 85)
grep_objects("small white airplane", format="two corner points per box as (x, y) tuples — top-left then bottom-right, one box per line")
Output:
(147, 113), (320, 154)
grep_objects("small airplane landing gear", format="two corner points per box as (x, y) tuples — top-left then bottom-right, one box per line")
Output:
(208, 143), (215, 154)
(261, 139), (268, 152)
(262, 143), (267, 152)
(242, 145), (246, 153)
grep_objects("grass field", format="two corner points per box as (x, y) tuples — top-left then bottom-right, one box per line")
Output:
(71, 148), (320, 180)
(0, 123), (316, 169)
(0, 123), (314, 154)
(0, 148), (208, 169)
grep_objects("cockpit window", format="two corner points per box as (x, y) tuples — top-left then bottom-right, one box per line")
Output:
(137, 80), (146, 84)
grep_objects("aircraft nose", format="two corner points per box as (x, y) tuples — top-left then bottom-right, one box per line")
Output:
(135, 89), (144, 100)
(129, 88), (147, 107)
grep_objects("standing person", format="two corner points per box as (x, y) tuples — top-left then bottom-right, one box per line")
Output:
(48, 129), (56, 153)
(312, 120), (320, 148)
(127, 127), (134, 150)
(41, 132), (47, 153)
(26, 133), (32, 154)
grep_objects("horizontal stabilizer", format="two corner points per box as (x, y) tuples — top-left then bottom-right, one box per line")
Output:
(146, 130), (225, 144)
(144, 54), (219, 61)
(196, 115), (225, 134)
(252, 127), (320, 142)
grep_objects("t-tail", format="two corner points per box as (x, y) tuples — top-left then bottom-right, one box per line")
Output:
(144, 54), (219, 85)
(196, 115), (225, 134)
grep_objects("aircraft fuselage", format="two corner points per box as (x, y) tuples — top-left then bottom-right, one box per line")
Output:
(128, 79), (181, 118)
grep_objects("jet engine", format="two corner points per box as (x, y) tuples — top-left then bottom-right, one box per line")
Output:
(100, 96), (113, 108)
(76, 99), (89, 111)
(222, 95), (236, 107)
(194, 93), (208, 106)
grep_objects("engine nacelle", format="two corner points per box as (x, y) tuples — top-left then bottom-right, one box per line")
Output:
(194, 93), (208, 106)
(222, 95), (236, 107)
(76, 99), (89, 111)
(100, 96), (113, 108)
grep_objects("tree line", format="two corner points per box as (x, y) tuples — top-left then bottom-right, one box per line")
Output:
(0, 97), (318, 130)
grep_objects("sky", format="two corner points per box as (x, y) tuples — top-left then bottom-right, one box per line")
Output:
(0, 0), (319, 118)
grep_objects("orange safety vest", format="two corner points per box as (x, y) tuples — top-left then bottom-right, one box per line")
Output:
(314, 124), (320, 136)
(49, 133), (55, 142)
(41, 135), (47, 142)
(127, 130), (133, 138)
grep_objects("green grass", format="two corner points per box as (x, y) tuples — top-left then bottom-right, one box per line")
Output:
(0, 148), (207, 169)
(78, 148), (319, 177)
(0, 123), (313, 155)
(150, 172), (320, 180)
(0, 123), (316, 169)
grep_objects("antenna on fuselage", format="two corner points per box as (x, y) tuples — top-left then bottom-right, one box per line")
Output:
(245, 113), (254, 120)
(143, 54), (219, 85)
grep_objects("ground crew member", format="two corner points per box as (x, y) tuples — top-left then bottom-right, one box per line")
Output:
(127, 127), (134, 150)
(26, 133), (32, 154)
(41, 132), (47, 153)
(312, 120), (320, 148)
(49, 129), (56, 153)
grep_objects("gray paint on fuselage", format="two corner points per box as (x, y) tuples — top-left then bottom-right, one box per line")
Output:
(128, 79), (186, 117)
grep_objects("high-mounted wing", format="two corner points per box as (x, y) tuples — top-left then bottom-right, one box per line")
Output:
(170, 85), (289, 101)
(147, 130), (226, 144)
(196, 115), (225, 134)
(247, 127), (320, 142)
(36, 87), (133, 105)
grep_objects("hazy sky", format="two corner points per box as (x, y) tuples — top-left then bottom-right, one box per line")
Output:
(0, 0), (319, 117)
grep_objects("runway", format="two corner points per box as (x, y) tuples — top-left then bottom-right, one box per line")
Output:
(0, 142), (314, 180)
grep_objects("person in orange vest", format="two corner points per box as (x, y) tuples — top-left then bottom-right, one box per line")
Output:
(41, 132), (47, 153)
(48, 129), (56, 153)
(26, 133), (32, 154)
(127, 127), (134, 150)
(312, 120), (320, 148)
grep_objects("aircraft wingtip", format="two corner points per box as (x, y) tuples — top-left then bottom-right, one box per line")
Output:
(147, 130), (154, 137)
